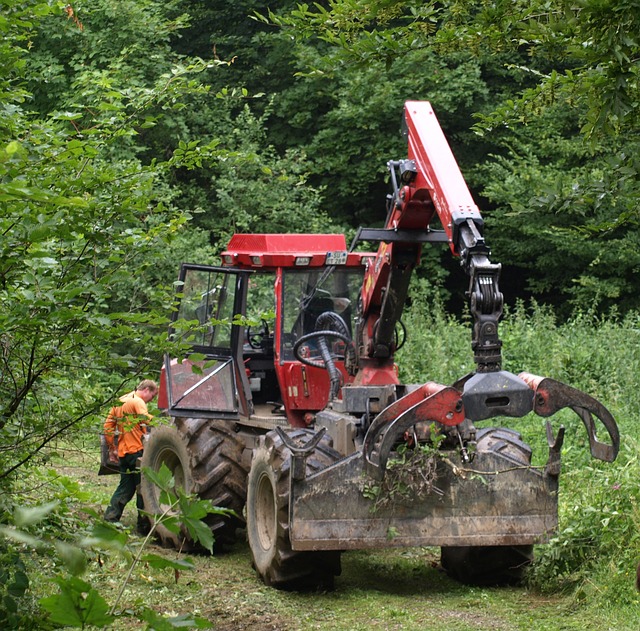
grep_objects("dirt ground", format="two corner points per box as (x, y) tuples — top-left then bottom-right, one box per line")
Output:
(48, 441), (631, 631)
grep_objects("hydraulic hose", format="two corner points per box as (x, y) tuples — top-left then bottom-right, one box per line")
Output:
(315, 312), (351, 401)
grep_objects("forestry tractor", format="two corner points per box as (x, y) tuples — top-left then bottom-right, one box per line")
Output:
(140, 101), (620, 587)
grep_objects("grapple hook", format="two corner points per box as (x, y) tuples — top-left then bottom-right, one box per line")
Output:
(275, 426), (327, 480)
(519, 373), (620, 462)
(363, 383), (465, 478)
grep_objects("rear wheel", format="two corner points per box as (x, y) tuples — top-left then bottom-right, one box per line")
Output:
(440, 427), (534, 586)
(140, 419), (248, 551)
(247, 429), (341, 589)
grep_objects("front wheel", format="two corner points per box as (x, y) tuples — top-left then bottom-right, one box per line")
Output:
(246, 429), (341, 589)
(440, 427), (534, 586)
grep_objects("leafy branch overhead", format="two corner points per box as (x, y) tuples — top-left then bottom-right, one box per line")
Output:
(265, 0), (640, 137)
(258, 0), (640, 313)
(0, 5), (229, 481)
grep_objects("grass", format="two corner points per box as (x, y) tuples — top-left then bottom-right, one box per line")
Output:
(61, 535), (640, 631)
(26, 435), (640, 630)
(8, 302), (640, 629)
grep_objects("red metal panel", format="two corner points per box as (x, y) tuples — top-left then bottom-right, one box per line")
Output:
(403, 101), (482, 255)
(226, 233), (346, 254)
(222, 233), (372, 269)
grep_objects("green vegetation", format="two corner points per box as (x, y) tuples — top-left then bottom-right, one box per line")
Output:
(1, 0), (640, 628)
(6, 304), (640, 628)
(403, 297), (640, 608)
(0, 303), (637, 628)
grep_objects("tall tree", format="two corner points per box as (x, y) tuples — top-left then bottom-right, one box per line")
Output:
(0, 1), (230, 483)
(259, 0), (640, 312)
(0, 0), (342, 484)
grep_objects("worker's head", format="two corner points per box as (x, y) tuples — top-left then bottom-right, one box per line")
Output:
(136, 379), (158, 402)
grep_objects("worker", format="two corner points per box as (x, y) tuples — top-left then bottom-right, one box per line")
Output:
(103, 379), (158, 533)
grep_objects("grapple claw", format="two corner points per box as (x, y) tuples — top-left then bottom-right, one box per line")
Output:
(519, 373), (620, 462)
(545, 421), (564, 476)
(363, 383), (465, 478)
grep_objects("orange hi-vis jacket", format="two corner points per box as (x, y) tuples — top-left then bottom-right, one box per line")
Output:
(103, 391), (152, 457)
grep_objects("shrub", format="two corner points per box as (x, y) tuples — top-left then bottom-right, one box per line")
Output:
(401, 298), (640, 603)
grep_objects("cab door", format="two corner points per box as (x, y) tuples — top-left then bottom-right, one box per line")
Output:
(159, 264), (251, 419)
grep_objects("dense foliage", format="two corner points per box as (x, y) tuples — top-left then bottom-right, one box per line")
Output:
(402, 295), (640, 604)
(1, 0), (639, 627)
(1, 0), (198, 485)
(259, 0), (640, 312)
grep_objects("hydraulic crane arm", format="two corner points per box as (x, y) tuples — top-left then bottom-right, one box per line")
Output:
(355, 101), (503, 374)
(348, 101), (617, 458)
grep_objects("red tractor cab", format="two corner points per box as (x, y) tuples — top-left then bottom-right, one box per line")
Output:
(158, 234), (373, 428)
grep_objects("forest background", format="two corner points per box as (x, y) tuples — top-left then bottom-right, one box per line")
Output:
(1, 0), (640, 628)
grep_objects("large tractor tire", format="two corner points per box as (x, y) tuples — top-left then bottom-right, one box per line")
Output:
(247, 429), (342, 590)
(440, 427), (534, 586)
(140, 418), (248, 551)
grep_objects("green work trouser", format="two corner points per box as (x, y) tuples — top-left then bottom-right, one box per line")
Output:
(104, 450), (145, 524)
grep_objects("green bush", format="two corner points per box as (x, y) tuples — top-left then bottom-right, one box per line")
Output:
(400, 298), (640, 605)
(529, 437), (640, 604)
(0, 542), (41, 630)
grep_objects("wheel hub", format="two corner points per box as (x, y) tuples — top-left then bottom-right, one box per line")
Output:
(255, 471), (276, 551)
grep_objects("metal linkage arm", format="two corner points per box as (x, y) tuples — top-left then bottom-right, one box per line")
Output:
(458, 220), (504, 373)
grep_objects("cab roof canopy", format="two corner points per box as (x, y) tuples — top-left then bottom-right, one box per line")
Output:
(221, 233), (370, 269)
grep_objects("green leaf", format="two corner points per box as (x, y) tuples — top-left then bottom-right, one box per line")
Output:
(14, 501), (59, 527)
(40, 577), (114, 628)
(32, 3), (53, 17)
(141, 554), (195, 571)
(183, 517), (214, 553)
(0, 526), (44, 550)
(3, 594), (17, 614)
(158, 515), (181, 535)
(7, 571), (29, 598)
(5, 140), (21, 155)
(52, 111), (83, 121)
(81, 521), (129, 550)
(142, 463), (175, 489)
(55, 541), (87, 576)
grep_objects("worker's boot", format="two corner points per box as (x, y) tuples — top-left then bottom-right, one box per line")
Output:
(136, 515), (151, 536)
